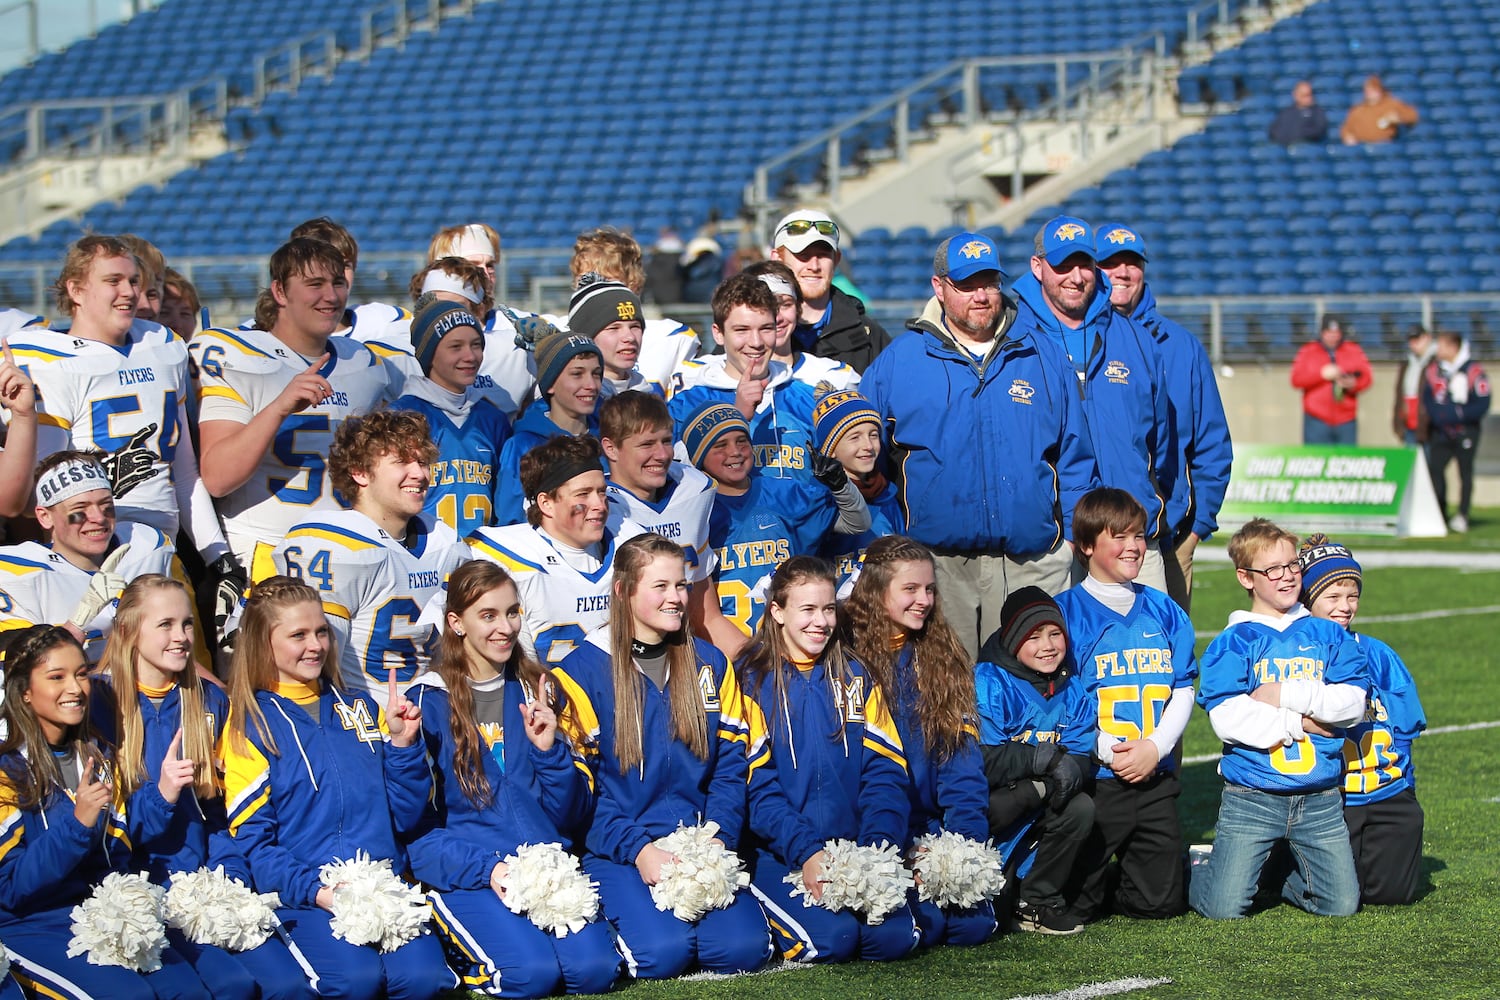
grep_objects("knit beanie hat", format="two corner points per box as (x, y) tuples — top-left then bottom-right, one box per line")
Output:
(997, 586), (1067, 659)
(1298, 533), (1362, 604)
(681, 401), (750, 469)
(812, 387), (880, 457)
(533, 329), (602, 396)
(568, 272), (643, 341)
(409, 300), (481, 375)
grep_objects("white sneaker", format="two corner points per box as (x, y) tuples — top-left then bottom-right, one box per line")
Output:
(1450, 513), (1469, 533)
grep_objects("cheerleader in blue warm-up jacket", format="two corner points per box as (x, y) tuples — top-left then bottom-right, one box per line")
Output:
(94, 576), (315, 1000)
(740, 556), (920, 964)
(0, 625), (211, 1000)
(844, 537), (998, 947)
(406, 560), (621, 996)
(552, 534), (772, 981)
(220, 577), (456, 1000)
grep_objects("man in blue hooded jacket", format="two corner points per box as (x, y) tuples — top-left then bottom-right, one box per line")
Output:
(1095, 222), (1232, 611)
(862, 232), (1099, 658)
(1009, 216), (1176, 594)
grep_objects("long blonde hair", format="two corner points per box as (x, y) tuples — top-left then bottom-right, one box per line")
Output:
(99, 575), (217, 800)
(609, 534), (708, 773)
(844, 536), (975, 763)
(226, 577), (341, 756)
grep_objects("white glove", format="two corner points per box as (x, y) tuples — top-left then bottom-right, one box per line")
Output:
(68, 545), (131, 630)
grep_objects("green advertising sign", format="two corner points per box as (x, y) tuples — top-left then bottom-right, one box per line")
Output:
(1218, 445), (1445, 537)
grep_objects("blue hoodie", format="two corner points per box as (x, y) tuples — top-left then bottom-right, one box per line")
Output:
(1131, 285), (1232, 541)
(1011, 272), (1175, 541)
(493, 397), (601, 526)
(861, 297), (1099, 554)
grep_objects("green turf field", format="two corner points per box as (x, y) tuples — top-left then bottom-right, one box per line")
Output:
(490, 517), (1500, 1000)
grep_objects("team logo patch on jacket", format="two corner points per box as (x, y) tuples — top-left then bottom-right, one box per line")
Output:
(1009, 379), (1035, 404)
(698, 664), (721, 710)
(1104, 360), (1131, 384)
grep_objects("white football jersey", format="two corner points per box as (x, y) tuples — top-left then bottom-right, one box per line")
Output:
(353, 305), (535, 417)
(193, 327), (395, 574)
(0, 308), (43, 337)
(465, 520), (643, 666)
(0, 523), (176, 661)
(638, 317), (700, 392)
(10, 322), (193, 536)
(605, 462), (717, 583)
(789, 352), (861, 392)
(272, 509), (469, 698)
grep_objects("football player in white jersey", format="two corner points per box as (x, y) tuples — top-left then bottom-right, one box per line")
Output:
(6, 236), (230, 563)
(195, 238), (396, 577)
(0, 307), (43, 337)
(0, 450), (175, 661)
(564, 227), (699, 391)
(466, 433), (642, 666)
(289, 216), (413, 351)
(743, 259), (860, 392)
(597, 391), (748, 657)
(272, 409), (469, 698)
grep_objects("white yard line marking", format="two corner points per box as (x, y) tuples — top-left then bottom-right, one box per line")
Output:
(1184, 719), (1500, 766)
(1194, 604), (1500, 639)
(677, 962), (817, 982)
(1007, 977), (1173, 1000)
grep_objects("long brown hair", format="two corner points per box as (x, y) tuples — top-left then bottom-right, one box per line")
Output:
(738, 556), (852, 745)
(0, 626), (102, 810)
(434, 561), (558, 807)
(609, 534), (708, 773)
(226, 576), (341, 756)
(99, 575), (217, 800)
(844, 536), (975, 763)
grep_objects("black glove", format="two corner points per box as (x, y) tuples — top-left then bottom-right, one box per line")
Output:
(811, 453), (849, 492)
(208, 553), (248, 643)
(102, 424), (160, 499)
(502, 306), (560, 352)
(1040, 751), (1083, 812)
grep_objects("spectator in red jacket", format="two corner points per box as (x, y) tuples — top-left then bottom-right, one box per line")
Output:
(1290, 317), (1372, 445)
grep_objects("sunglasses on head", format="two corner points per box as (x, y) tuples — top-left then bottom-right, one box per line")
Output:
(779, 219), (839, 238)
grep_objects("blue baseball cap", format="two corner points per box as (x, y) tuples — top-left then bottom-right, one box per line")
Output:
(1035, 215), (1097, 267)
(1094, 222), (1149, 262)
(934, 232), (1005, 282)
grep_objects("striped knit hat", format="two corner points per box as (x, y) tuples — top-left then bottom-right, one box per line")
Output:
(567, 272), (643, 341)
(533, 329), (601, 395)
(812, 387), (879, 457)
(997, 586), (1067, 659)
(409, 300), (480, 375)
(681, 401), (750, 469)
(1298, 534), (1362, 604)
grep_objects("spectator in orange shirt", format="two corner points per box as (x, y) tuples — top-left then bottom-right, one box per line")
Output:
(1340, 75), (1418, 145)
(1290, 316), (1373, 445)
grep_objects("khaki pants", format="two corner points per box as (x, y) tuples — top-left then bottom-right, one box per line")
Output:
(1163, 534), (1199, 613)
(933, 545), (1075, 660)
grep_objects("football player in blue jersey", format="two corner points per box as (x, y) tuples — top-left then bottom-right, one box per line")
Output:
(1298, 535), (1426, 906)
(1191, 519), (1369, 919)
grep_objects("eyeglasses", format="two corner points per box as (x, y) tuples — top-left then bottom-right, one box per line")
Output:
(941, 275), (1001, 295)
(1243, 561), (1303, 582)
(778, 219), (839, 239)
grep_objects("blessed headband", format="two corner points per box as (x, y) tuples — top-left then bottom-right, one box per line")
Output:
(35, 458), (113, 508)
(528, 457), (604, 502)
(420, 269), (484, 304)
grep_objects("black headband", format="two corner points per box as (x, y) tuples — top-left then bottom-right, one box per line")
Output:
(529, 457), (604, 502)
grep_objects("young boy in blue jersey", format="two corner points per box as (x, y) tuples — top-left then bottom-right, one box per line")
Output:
(1055, 487), (1196, 923)
(394, 299), (512, 535)
(811, 388), (902, 594)
(1298, 534), (1426, 906)
(681, 401), (869, 639)
(975, 587), (1095, 935)
(1190, 518), (1369, 920)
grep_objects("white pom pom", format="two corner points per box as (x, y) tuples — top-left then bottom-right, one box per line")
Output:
(783, 839), (912, 925)
(499, 843), (600, 939)
(0, 936), (11, 979)
(910, 831), (1006, 909)
(649, 821), (749, 923)
(164, 866), (283, 952)
(319, 852), (431, 952)
(67, 872), (169, 971)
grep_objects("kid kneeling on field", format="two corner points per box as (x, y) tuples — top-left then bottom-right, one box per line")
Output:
(1190, 518), (1369, 919)
(975, 587), (1095, 935)
(1298, 534), (1426, 906)
(1056, 487), (1197, 922)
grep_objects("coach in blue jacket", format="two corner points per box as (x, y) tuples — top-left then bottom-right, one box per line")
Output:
(1010, 216), (1177, 594)
(862, 233), (1099, 658)
(1095, 222), (1232, 611)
